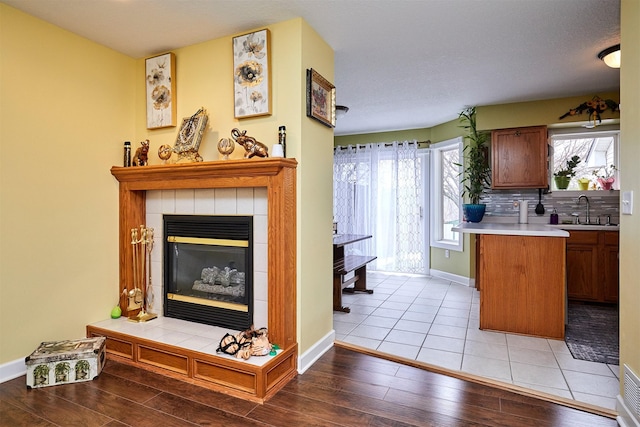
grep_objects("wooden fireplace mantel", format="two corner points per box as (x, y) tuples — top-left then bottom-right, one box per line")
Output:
(88, 158), (298, 402)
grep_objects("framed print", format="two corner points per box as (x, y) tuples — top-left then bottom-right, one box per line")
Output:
(306, 68), (336, 128)
(145, 52), (176, 129)
(233, 29), (271, 119)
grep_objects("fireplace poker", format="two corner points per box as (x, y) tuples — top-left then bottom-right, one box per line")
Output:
(146, 227), (155, 310)
(128, 228), (143, 316)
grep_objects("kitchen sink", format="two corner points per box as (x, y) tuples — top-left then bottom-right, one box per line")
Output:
(551, 224), (619, 230)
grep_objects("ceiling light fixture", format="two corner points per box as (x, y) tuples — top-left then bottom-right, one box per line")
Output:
(335, 105), (349, 119)
(598, 44), (620, 68)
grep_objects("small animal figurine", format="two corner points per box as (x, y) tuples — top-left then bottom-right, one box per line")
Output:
(231, 128), (269, 158)
(132, 139), (150, 166)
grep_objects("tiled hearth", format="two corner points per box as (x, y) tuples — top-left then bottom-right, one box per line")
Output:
(144, 187), (269, 328)
(90, 316), (279, 368)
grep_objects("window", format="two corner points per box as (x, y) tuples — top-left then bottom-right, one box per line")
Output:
(550, 129), (620, 190)
(430, 137), (463, 251)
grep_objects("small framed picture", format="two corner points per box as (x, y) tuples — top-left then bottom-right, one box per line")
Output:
(233, 29), (271, 119)
(306, 69), (336, 128)
(145, 52), (177, 129)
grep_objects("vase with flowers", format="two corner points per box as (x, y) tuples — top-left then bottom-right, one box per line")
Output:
(594, 165), (617, 190)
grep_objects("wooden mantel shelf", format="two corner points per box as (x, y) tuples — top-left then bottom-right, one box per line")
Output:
(94, 157), (298, 402)
(110, 158), (298, 190)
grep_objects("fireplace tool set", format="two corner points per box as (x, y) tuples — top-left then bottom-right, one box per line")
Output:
(128, 225), (157, 322)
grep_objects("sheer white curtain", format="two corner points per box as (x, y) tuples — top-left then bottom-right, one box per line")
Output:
(333, 141), (424, 273)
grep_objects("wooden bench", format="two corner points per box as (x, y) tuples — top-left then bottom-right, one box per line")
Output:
(333, 234), (377, 312)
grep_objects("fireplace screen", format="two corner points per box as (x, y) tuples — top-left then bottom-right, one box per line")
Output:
(164, 215), (253, 330)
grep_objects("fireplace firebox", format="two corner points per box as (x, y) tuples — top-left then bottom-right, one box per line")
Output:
(163, 215), (253, 330)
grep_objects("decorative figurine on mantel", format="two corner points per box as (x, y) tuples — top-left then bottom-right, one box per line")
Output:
(217, 138), (235, 160)
(132, 139), (150, 166)
(158, 144), (172, 164)
(173, 107), (208, 163)
(231, 128), (269, 158)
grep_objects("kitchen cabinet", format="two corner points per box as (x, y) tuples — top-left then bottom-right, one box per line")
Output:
(491, 125), (548, 189)
(566, 230), (619, 303)
(603, 231), (620, 302)
(455, 223), (568, 340)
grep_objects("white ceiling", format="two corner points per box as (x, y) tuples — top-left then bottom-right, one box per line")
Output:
(3, 0), (620, 136)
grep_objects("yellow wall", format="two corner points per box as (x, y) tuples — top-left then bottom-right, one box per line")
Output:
(0, 7), (334, 363)
(0, 5), (135, 361)
(477, 91), (620, 130)
(298, 22), (335, 351)
(619, 0), (640, 391)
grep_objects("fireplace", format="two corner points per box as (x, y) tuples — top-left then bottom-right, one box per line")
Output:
(164, 214), (253, 330)
(102, 159), (298, 402)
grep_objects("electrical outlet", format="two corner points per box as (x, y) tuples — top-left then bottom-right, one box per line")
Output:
(445, 249), (450, 258)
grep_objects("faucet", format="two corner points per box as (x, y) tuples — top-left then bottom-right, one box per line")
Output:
(577, 194), (590, 224)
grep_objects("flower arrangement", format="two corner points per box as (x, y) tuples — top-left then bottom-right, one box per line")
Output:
(593, 165), (617, 190)
(558, 96), (619, 127)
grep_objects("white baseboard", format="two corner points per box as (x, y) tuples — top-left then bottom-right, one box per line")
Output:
(297, 329), (335, 374)
(618, 394), (640, 427)
(0, 357), (26, 384)
(429, 269), (474, 287)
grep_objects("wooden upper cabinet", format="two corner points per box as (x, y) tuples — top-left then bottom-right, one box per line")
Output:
(491, 125), (548, 189)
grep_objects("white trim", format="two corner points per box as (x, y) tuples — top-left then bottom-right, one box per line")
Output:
(429, 137), (463, 252)
(617, 394), (640, 427)
(429, 268), (474, 288)
(0, 357), (26, 383)
(297, 329), (335, 374)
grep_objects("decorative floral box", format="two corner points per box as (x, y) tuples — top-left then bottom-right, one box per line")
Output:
(25, 337), (106, 389)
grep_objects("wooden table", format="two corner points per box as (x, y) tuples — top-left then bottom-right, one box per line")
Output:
(333, 234), (377, 312)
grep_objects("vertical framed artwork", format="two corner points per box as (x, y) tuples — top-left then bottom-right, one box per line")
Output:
(145, 52), (176, 129)
(306, 68), (336, 128)
(233, 29), (271, 119)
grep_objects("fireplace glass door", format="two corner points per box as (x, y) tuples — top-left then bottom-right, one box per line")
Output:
(164, 215), (253, 330)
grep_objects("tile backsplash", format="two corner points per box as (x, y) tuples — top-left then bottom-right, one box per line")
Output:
(480, 189), (620, 225)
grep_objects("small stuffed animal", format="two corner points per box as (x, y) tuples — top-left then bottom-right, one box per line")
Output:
(132, 139), (150, 166)
(231, 128), (269, 158)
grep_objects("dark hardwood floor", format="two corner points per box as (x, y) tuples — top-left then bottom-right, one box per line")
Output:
(1, 345), (616, 426)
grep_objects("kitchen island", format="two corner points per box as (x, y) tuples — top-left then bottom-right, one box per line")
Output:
(453, 223), (569, 339)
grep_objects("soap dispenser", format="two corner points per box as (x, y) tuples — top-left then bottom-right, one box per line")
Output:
(550, 209), (559, 225)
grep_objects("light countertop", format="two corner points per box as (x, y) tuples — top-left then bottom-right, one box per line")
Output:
(453, 222), (570, 237)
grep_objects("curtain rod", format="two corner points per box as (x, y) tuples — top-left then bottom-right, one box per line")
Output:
(334, 140), (431, 150)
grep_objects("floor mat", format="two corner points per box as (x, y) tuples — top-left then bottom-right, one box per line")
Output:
(565, 303), (619, 365)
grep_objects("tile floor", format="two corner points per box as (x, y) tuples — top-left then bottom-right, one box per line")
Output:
(334, 271), (620, 410)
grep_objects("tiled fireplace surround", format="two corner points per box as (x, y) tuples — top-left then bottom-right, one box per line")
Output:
(145, 187), (270, 329)
(86, 159), (298, 402)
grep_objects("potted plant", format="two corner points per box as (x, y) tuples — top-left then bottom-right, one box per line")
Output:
(594, 165), (617, 190)
(577, 177), (591, 191)
(554, 155), (580, 190)
(458, 107), (491, 222)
